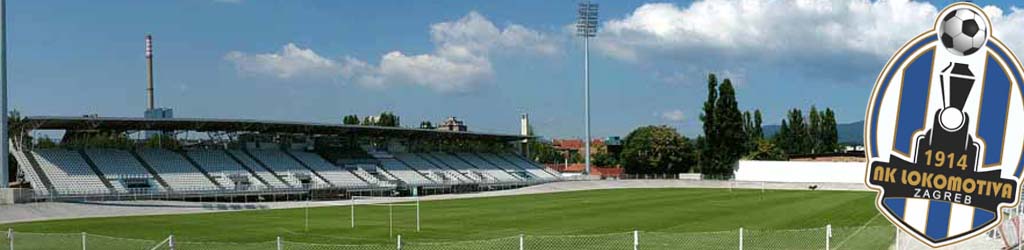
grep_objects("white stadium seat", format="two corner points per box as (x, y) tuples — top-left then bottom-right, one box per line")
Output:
(137, 149), (219, 192)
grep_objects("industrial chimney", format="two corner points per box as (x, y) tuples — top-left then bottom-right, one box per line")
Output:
(142, 34), (173, 139)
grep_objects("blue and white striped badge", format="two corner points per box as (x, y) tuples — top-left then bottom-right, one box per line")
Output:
(866, 2), (1024, 247)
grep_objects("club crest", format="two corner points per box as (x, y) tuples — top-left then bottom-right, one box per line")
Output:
(865, 2), (1024, 247)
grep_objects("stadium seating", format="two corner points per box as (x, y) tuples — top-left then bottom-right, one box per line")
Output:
(452, 152), (522, 182)
(10, 149), (52, 195)
(496, 153), (560, 180)
(476, 153), (537, 180)
(14, 143), (557, 198)
(187, 149), (277, 190)
(394, 153), (468, 184)
(351, 164), (398, 188)
(31, 149), (111, 195)
(185, 150), (241, 190)
(226, 149), (293, 189)
(289, 151), (369, 188)
(85, 149), (163, 192)
(247, 149), (328, 187)
(377, 157), (436, 186)
(429, 153), (504, 183)
(418, 153), (486, 183)
(137, 149), (220, 192)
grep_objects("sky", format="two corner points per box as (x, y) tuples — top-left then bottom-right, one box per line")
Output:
(8, 0), (1024, 139)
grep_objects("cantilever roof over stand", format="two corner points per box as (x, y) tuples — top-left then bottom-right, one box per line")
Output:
(22, 116), (532, 142)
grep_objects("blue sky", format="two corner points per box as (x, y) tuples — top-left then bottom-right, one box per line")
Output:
(8, 0), (1024, 139)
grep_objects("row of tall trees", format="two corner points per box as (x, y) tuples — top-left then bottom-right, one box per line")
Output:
(342, 112), (401, 127)
(616, 74), (756, 176)
(698, 74), (764, 179)
(774, 107), (839, 155)
(697, 74), (843, 177)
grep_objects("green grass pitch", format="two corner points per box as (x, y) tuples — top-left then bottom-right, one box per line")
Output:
(1, 188), (895, 249)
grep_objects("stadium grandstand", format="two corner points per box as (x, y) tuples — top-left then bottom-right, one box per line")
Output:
(6, 116), (561, 201)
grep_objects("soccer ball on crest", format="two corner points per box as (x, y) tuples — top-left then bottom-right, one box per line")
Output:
(939, 8), (988, 56)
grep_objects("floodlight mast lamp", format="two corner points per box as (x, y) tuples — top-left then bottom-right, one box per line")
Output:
(576, 1), (597, 175)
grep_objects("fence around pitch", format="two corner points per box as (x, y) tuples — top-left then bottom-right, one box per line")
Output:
(17, 177), (565, 203)
(3, 225), (895, 250)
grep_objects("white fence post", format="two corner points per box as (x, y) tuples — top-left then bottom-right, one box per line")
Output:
(397, 234), (402, 250)
(738, 227), (743, 250)
(168, 234), (175, 250)
(633, 230), (639, 250)
(416, 198), (421, 232)
(276, 236), (282, 250)
(519, 234), (524, 250)
(82, 232), (87, 250)
(304, 195), (310, 232)
(8, 228), (12, 250)
(389, 203), (394, 239)
(825, 224), (831, 250)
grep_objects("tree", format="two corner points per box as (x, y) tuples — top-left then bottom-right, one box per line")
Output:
(746, 139), (787, 160)
(419, 121), (435, 129)
(64, 132), (133, 149)
(784, 109), (810, 155)
(743, 111), (754, 152)
(752, 110), (764, 140)
(714, 80), (746, 161)
(773, 107), (840, 155)
(8, 110), (32, 149)
(774, 119), (790, 153)
(694, 73), (751, 179)
(144, 134), (181, 150)
(529, 140), (564, 164)
(343, 115), (360, 125)
(820, 108), (840, 153)
(592, 151), (618, 167)
(809, 106), (820, 153)
(35, 136), (59, 149)
(694, 135), (706, 173)
(698, 74), (719, 175)
(361, 112), (401, 127)
(377, 112), (400, 127)
(621, 125), (696, 175)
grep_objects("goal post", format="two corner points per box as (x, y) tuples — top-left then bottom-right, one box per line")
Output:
(349, 196), (421, 238)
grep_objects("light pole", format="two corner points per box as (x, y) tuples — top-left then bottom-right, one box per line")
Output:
(1, 0), (9, 188)
(576, 1), (598, 175)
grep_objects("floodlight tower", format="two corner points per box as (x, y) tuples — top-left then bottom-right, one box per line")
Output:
(0, 0), (9, 188)
(576, 1), (598, 175)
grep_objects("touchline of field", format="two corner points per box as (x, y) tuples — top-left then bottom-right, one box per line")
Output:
(1, 188), (894, 249)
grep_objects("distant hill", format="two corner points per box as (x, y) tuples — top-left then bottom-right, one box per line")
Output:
(762, 120), (864, 145)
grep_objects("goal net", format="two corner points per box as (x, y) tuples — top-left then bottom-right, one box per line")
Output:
(349, 196), (421, 238)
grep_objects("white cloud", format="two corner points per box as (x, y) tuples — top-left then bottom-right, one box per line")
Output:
(660, 110), (686, 122)
(597, 1), (937, 62)
(224, 43), (340, 79)
(342, 11), (557, 92)
(596, 1), (1024, 85)
(986, 6), (1024, 54)
(225, 11), (558, 93)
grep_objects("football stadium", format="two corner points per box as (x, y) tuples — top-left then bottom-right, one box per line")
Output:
(7, 1), (1024, 250)
(0, 118), (1006, 249)
(0, 115), (901, 249)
